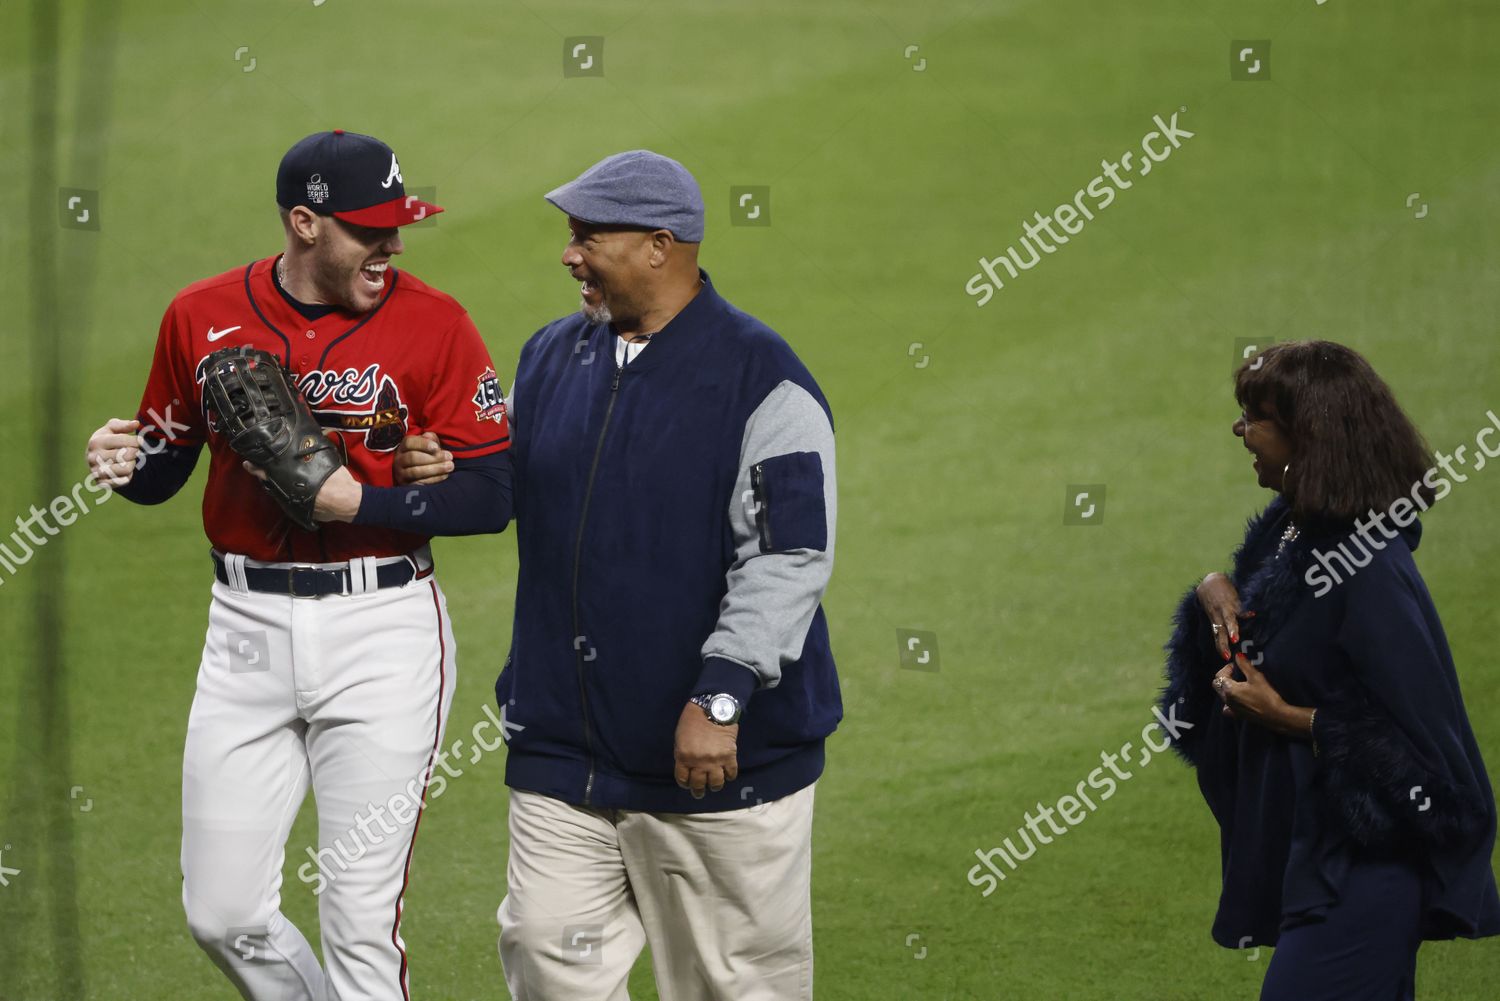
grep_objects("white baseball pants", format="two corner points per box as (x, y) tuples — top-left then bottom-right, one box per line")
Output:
(180, 573), (456, 1001)
(496, 783), (816, 1001)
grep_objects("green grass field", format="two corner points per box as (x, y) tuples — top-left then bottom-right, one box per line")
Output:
(3, 1), (1499, 998)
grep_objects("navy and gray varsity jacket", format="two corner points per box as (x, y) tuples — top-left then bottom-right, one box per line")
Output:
(496, 270), (842, 813)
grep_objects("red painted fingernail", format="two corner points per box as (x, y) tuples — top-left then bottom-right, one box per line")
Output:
(1222, 650), (1231, 661)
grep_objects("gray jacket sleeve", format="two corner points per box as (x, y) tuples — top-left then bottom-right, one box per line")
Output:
(696, 379), (837, 703)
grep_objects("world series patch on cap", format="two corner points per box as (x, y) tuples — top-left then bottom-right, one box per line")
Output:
(276, 130), (443, 228)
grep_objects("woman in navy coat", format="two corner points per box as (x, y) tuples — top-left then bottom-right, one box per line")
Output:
(1161, 340), (1499, 1000)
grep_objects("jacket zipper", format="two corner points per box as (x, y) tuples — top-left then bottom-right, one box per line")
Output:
(570, 361), (624, 805)
(750, 461), (772, 550)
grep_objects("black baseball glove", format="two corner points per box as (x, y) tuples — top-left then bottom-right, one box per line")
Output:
(200, 346), (344, 532)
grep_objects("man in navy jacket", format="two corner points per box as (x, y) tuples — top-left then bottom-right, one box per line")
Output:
(399, 150), (840, 1000)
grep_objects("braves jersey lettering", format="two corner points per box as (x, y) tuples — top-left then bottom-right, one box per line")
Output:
(138, 255), (510, 561)
(309, 374), (409, 451)
(298, 363), (386, 405)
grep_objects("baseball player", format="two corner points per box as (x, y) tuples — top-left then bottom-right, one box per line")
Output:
(83, 130), (512, 1001)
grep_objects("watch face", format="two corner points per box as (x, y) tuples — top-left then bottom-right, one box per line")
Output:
(709, 694), (738, 723)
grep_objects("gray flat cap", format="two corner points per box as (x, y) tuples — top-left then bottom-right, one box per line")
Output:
(545, 150), (705, 242)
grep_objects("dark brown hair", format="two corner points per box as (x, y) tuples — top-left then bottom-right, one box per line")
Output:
(1234, 340), (1434, 524)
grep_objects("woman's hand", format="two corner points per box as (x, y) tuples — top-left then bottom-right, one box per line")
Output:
(1196, 572), (1253, 661)
(1213, 653), (1314, 740)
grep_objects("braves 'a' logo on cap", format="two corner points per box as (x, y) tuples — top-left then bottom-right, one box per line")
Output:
(472, 368), (507, 424)
(306, 173), (329, 204)
(380, 154), (402, 190)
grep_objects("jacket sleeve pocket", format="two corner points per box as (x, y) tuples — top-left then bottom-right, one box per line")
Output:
(750, 451), (827, 554)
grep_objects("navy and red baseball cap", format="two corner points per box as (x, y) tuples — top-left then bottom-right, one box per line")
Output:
(276, 130), (443, 228)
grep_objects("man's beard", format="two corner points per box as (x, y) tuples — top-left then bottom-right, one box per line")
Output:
(315, 257), (376, 313)
(580, 298), (613, 325)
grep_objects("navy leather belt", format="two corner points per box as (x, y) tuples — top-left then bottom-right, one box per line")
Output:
(212, 553), (417, 597)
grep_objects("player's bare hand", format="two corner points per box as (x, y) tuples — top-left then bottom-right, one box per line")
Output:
(242, 462), (363, 523)
(394, 432), (452, 486)
(86, 418), (142, 487)
(673, 702), (739, 799)
(1196, 571), (1254, 662)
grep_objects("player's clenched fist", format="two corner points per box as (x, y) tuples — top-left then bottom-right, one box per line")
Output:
(394, 432), (453, 486)
(86, 418), (142, 488)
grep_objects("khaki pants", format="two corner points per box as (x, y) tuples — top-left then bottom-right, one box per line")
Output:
(496, 783), (816, 1001)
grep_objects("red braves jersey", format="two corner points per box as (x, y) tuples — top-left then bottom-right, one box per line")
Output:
(136, 255), (510, 562)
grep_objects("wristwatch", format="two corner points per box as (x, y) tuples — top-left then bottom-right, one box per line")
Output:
(691, 692), (742, 726)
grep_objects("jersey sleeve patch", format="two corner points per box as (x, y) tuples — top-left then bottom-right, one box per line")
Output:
(472, 367), (508, 425)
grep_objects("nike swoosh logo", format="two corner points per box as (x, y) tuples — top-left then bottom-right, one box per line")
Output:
(206, 325), (241, 342)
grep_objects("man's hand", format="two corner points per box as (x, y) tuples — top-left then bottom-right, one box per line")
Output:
(86, 418), (142, 488)
(673, 702), (739, 799)
(1196, 571), (1254, 661)
(242, 462), (363, 523)
(1213, 653), (1313, 739)
(395, 432), (452, 486)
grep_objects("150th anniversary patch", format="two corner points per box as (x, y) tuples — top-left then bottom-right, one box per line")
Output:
(473, 367), (507, 424)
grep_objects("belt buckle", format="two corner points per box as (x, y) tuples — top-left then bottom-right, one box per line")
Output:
(288, 566), (323, 598)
